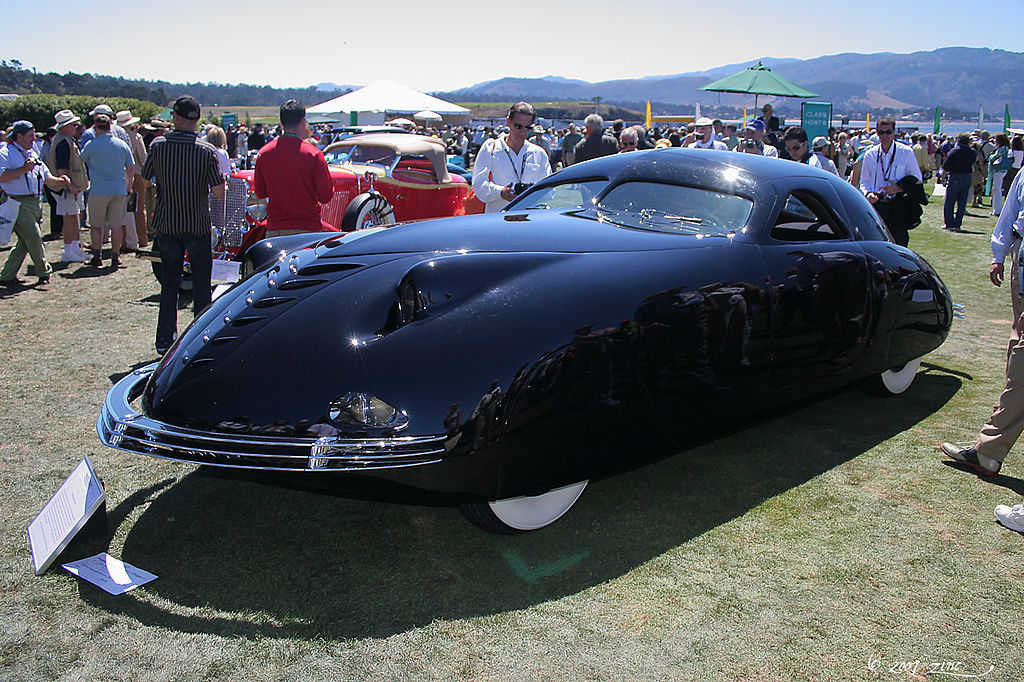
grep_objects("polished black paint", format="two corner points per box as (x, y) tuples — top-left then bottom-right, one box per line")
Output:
(138, 149), (952, 501)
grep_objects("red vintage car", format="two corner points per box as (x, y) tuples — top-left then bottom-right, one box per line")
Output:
(146, 133), (477, 286)
(237, 133), (474, 244)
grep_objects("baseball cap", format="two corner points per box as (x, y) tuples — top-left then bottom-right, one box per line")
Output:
(173, 95), (201, 121)
(812, 136), (828, 150)
(743, 119), (765, 132)
(10, 120), (34, 137)
(90, 104), (113, 117)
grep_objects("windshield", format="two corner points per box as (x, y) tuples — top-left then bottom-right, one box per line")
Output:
(586, 181), (752, 236)
(507, 179), (607, 211)
(324, 144), (396, 167)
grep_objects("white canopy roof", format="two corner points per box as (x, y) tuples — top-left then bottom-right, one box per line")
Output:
(308, 80), (469, 117)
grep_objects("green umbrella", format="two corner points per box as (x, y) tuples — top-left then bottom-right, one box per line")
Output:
(698, 62), (818, 109)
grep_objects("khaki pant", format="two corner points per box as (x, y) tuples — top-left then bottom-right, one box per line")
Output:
(0, 197), (50, 281)
(977, 236), (1024, 462)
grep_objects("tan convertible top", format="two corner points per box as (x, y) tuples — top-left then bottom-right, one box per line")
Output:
(324, 133), (451, 183)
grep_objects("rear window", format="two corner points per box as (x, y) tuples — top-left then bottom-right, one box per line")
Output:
(591, 181), (752, 236)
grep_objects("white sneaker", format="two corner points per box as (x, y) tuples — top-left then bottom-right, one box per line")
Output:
(994, 503), (1024, 533)
(60, 246), (83, 263)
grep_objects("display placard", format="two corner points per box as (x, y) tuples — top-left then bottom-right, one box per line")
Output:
(801, 101), (833, 146)
(27, 456), (106, 575)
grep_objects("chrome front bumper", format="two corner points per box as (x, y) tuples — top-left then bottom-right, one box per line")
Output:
(97, 365), (449, 472)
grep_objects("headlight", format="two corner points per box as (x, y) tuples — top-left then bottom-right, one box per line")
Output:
(329, 393), (408, 431)
(246, 192), (267, 221)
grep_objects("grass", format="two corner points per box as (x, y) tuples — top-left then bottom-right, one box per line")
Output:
(2, 185), (1024, 680)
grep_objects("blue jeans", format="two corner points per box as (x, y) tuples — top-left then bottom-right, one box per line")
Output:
(944, 173), (972, 230)
(156, 233), (212, 348)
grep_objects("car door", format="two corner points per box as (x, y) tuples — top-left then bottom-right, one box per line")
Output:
(760, 179), (872, 396)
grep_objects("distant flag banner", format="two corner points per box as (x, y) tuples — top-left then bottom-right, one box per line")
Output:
(866, 111), (870, 131)
(979, 104), (984, 130)
(645, 101), (652, 129)
(1005, 104), (1011, 133)
(934, 106), (941, 135)
(695, 101), (702, 121)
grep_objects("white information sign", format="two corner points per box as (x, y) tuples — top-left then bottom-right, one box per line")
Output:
(62, 553), (157, 595)
(27, 456), (106, 575)
(211, 259), (241, 283)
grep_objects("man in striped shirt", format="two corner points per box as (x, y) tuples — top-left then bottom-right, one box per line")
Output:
(141, 95), (225, 354)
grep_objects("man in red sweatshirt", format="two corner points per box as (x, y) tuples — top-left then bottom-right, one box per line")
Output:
(253, 99), (333, 235)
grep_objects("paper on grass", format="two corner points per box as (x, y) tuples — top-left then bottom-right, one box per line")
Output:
(932, 182), (946, 197)
(27, 456), (106, 574)
(62, 553), (157, 595)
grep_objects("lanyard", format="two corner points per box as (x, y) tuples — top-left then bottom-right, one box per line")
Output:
(11, 143), (42, 196)
(879, 143), (897, 186)
(501, 139), (528, 184)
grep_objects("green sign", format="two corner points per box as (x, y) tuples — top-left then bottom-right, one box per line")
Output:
(801, 101), (832, 144)
(221, 112), (237, 128)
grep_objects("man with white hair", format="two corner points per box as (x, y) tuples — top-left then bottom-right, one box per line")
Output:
(618, 127), (640, 153)
(573, 114), (618, 163)
(688, 117), (728, 150)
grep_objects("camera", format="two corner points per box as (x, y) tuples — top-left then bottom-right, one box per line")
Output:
(693, 132), (704, 141)
(513, 182), (533, 196)
(743, 139), (756, 149)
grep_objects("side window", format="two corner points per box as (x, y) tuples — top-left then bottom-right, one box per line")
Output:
(771, 191), (849, 242)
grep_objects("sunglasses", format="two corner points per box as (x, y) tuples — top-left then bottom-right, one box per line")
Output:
(877, 129), (894, 135)
(785, 142), (806, 151)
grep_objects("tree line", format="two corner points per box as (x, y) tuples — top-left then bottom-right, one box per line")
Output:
(0, 60), (349, 108)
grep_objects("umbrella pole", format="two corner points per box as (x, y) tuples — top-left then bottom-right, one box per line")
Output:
(754, 93), (759, 111)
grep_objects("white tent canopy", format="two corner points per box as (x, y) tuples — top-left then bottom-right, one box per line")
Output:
(308, 80), (469, 125)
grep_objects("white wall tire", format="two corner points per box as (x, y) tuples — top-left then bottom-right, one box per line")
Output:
(341, 193), (396, 231)
(459, 480), (589, 534)
(880, 356), (922, 394)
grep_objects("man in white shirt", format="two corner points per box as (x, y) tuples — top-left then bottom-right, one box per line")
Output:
(811, 136), (839, 175)
(858, 117), (922, 246)
(472, 102), (551, 213)
(688, 117), (728, 150)
(940, 170), (1024, 531)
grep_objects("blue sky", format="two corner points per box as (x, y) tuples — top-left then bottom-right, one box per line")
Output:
(10, 0), (1023, 92)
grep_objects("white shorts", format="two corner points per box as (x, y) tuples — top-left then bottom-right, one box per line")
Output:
(54, 189), (85, 216)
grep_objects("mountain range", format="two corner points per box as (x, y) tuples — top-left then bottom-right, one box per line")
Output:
(431, 48), (1024, 119)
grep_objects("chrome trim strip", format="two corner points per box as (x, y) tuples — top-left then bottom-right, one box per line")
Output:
(98, 364), (448, 472)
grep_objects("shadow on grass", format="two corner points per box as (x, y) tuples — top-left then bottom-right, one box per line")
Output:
(81, 372), (963, 640)
(939, 461), (1024, 497)
(109, 360), (158, 385)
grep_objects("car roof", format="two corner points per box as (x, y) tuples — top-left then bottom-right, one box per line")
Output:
(325, 133), (451, 183)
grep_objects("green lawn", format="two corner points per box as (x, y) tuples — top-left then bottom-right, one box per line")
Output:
(1, 184), (1022, 681)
